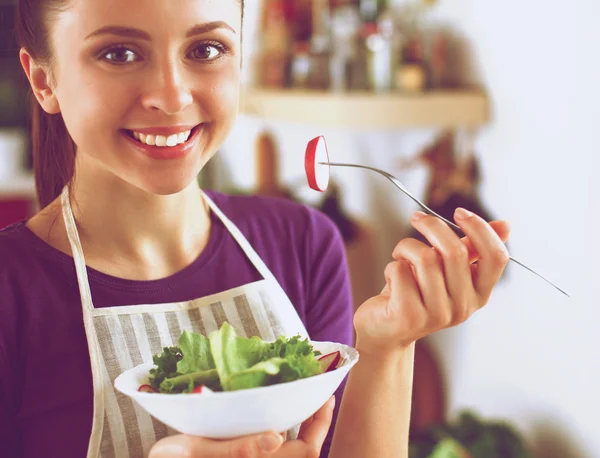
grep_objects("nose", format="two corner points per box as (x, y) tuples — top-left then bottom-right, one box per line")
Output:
(141, 61), (193, 115)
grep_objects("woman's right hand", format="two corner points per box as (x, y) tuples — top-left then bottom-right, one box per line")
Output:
(149, 396), (335, 458)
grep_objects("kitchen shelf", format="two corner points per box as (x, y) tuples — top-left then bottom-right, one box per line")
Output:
(0, 173), (35, 198)
(239, 89), (490, 129)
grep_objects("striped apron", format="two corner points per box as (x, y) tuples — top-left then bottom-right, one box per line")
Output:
(60, 187), (309, 458)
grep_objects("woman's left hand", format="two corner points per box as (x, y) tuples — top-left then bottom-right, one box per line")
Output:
(353, 208), (511, 357)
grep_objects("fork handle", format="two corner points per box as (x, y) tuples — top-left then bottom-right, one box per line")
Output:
(323, 161), (570, 297)
(395, 183), (571, 297)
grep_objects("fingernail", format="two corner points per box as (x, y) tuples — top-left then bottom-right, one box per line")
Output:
(261, 432), (284, 452)
(411, 211), (427, 221)
(455, 208), (473, 220)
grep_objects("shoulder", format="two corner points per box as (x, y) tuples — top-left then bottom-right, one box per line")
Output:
(205, 190), (341, 245)
(0, 223), (38, 308)
(0, 222), (32, 272)
(0, 220), (66, 294)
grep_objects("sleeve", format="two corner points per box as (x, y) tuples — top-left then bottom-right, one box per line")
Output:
(0, 262), (24, 457)
(302, 208), (355, 458)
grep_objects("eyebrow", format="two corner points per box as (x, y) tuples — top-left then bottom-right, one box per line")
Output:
(85, 21), (236, 41)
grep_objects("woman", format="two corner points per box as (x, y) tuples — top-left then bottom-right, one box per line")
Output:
(0, 0), (511, 457)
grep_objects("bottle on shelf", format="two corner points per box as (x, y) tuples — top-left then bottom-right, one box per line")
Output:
(306, 0), (332, 90)
(329, 4), (361, 92)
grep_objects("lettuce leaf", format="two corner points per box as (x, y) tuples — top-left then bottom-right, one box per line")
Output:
(210, 323), (323, 391)
(149, 346), (182, 391)
(159, 368), (221, 393)
(226, 358), (287, 391)
(148, 322), (323, 394)
(209, 322), (272, 390)
(177, 330), (216, 374)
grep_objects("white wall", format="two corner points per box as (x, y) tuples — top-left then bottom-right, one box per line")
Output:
(219, 1), (599, 456)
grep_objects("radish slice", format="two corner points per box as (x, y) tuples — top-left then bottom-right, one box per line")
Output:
(192, 385), (216, 394)
(305, 136), (330, 192)
(138, 384), (157, 393)
(318, 351), (341, 373)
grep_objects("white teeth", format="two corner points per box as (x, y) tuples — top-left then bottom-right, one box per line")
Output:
(130, 129), (193, 147)
(155, 135), (167, 147)
(166, 134), (179, 147)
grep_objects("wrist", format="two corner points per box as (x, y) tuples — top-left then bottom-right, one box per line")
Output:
(354, 339), (416, 367)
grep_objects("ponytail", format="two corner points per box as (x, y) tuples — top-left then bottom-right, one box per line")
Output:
(17, 0), (75, 209)
(30, 93), (75, 208)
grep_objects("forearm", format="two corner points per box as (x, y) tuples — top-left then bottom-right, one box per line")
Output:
(328, 343), (415, 458)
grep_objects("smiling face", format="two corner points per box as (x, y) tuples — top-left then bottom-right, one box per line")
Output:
(42, 0), (242, 195)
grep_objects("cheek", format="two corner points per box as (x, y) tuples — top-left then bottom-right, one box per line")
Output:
(54, 66), (135, 148)
(202, 66), (240, 131)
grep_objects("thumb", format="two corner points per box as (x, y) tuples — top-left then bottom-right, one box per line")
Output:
(149, 432), (284, 458)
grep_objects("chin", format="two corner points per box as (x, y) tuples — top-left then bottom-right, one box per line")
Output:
(111, 141), (217, 197)
(135, 168), (202, 196)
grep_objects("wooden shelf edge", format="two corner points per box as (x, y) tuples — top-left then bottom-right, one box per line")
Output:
(239, 88), (490, 129)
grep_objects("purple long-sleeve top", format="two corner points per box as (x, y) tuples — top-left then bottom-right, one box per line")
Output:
(0, 190), (354, 458)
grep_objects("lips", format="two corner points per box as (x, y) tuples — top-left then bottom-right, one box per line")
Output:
(121, 124), (203, 160)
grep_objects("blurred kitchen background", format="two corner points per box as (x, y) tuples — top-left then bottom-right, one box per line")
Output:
(1, 0), (598, 456)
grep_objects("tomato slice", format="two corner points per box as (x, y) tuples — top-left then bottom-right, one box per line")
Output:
(305, 136), (330, 192)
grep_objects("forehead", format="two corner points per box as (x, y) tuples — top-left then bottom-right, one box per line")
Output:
(56, 0), (242, 38)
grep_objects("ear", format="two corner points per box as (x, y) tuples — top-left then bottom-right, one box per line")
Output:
(19, 48), (61, 115)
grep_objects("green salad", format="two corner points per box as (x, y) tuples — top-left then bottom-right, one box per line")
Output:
(140, 322), (339, 394)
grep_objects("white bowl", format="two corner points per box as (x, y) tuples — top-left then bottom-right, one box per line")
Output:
(114, 341), (359, 438)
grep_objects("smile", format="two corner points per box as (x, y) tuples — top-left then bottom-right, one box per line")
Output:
(132, 130), (192, 147)
(122, 124), (203, 160)
(125, 125), (202, 147)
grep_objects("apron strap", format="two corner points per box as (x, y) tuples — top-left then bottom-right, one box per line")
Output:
(201, 191), (281, 285)
(61, 186), (95, 312)
(61, 187), (105, 458)
(201, 191), (309, 339)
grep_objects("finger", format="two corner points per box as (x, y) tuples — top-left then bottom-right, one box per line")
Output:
(462, 220), (510, 263)
(299, 412), (315, 432)
(297, 396), (335, 453)
(453, 209), (510, 303)
(149, 431), (284, 458)
(391, 238), (450, 321)
(407, 212), (475, 325)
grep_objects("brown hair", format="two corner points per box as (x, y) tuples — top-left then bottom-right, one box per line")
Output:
(16, 0), (244, 209)
(16, 0), (75, 209)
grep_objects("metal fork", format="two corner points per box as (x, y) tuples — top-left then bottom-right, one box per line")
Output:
(321, 161), (570, 297)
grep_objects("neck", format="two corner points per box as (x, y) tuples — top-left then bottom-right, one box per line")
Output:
(67, 162), (211, 280)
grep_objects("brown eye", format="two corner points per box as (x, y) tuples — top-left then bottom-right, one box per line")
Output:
(189, 44), (223, 61)
(103, 48), (140, 64)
